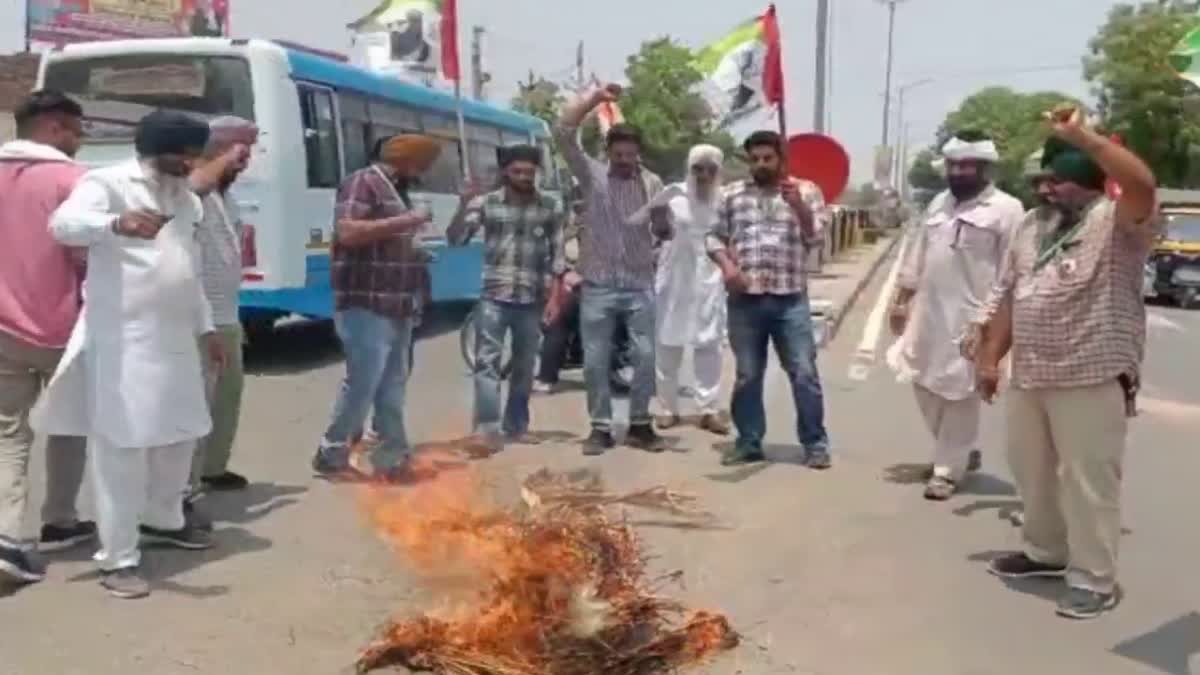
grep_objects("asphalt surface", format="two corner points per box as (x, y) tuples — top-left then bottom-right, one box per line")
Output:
(2, 251), (1199, 675)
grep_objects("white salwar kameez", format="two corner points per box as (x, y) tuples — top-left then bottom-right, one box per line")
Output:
(887, 185), (1023, 481)
(32, 160), (213, 571)
(653, 148), (726, 417)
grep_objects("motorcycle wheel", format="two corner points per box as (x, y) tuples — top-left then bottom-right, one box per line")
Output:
(459, 305), (516, 378)
(1180, 287), (1199, 309)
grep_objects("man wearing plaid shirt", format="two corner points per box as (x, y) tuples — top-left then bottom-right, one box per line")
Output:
(448, 144), (567, 455)
(706, 131), (831, 468)
(312, 134), (438, 481)
(970, 108), (1158, 620)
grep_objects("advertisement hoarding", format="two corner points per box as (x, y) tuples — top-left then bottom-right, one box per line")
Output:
(27, 0), (230, 50)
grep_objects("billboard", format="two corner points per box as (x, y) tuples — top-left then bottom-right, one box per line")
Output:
(27, 0), (230, 49)
(347, 0), (444, 85)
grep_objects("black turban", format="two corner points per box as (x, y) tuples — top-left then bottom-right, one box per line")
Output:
(496, 144), (541, 168)
(1042, 135), (1107, 191)
(135, 110), (210, 157)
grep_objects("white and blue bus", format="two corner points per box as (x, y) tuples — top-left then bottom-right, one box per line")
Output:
(36, 37), (560, 337)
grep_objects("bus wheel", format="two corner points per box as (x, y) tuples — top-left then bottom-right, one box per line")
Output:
(242, 318), (276, 346)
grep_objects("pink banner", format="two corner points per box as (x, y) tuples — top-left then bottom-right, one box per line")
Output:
(27, 0), (231, 48)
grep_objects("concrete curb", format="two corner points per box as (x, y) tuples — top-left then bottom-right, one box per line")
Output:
(812, 233), (903, 348)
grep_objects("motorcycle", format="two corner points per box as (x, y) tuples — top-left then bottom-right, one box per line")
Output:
(458, 231), (635, 392)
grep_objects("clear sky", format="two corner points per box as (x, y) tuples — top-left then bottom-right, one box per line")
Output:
(0, 0), (1131, 182)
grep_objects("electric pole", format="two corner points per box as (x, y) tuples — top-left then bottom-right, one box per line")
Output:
(470, 26), (489, 100)
(575, 41), (585, 91)
(813, 0), (829, 133)
(879, 0), (905, 148)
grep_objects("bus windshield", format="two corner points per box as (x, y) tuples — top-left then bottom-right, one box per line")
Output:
(1165, 214), (1200, 243)
(43, 53), (254, 141)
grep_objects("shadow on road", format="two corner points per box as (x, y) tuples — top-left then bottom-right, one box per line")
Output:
(203, 482), (308, 527)
(244, 303), (474, 376)
(1112, 612), (1200, 675)
(882, 462), (929, 485)
(953, 498), (1022, 522)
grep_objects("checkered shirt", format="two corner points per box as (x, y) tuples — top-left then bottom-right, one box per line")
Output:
(449, 188), (567, 304)
(554, 123), (663, 290)
(705, 179), (828, 295)
(331, 165), (430, 320)
(982, 197), (1159, 389)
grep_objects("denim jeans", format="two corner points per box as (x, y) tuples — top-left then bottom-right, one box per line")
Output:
(579, 283), (655, 432)
(318, 307), (414, 470)
(727, 293), (829, 453)
(473, 299), (542, 436)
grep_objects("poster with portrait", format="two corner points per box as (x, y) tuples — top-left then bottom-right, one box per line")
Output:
(27, 0), (230, 49)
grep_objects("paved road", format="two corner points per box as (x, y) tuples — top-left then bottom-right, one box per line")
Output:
(2, 251), (1199, 675)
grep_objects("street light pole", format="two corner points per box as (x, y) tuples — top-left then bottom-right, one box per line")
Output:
(879, 0), (905, 148)
(814, 0), (830, 133)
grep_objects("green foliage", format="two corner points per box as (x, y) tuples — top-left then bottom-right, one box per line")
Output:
(907, 148), (947, 195)
(620, 37), (736, 180)
(510, 77), (565, 128)
(1084, 1), (1200, 187)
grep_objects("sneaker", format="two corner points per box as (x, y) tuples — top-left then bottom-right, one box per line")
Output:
(139, 523), (214, 551)
(582, 429), (615, 456)
(1009, 510), (1025, 527)
(312, 450), (368, 482)
(38, 521), (97, 553)
(1056, 586), (1120, 620)
(463, 433), (502, 459)
(987, 552), (1067, 579)
(805, 449), (833, 470)
(699, 413), (731, 436)
(656, 414), (682, 430)
(924, 476), (957, 501)
(967, 449), (983, 473)
(532, 380), (555, 395)
(183, 499), (214, 533)
(721, 444), (767, 467)
(0, 546), (46, 584)
(504, 431), (542, 446)
(625, 424), (667, 453)
(201, 471), (249, 491)
(101, 567), (150, 600)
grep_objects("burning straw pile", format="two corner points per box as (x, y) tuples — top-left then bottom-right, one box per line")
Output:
(356, 467), (738, 675)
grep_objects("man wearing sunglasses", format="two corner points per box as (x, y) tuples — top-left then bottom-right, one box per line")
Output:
(888, 130), (1025, 501)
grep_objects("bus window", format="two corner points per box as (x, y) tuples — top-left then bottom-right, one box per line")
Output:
(339, 92), (370, 172)
(412, 137), (462, 194)
(298, 85), (340, 188)
(538, 139), (561, 191)
(469, 139), (500, 188)
(369, 100), (421, 133)
(43, 53), (255, 124)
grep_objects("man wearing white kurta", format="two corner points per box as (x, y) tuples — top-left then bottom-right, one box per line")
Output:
(33, 111), (225, 599)
(652, 145), (730, 435)
(888, 132), (1024, 501)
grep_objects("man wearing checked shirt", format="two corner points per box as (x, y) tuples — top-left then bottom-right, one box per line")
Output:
(448, 144), (568, 456)
(707, 130), (832, 468)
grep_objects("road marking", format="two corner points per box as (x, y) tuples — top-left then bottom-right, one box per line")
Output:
(848, 231), (910, 381)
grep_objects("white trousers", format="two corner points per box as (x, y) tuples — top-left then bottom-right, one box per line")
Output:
(89, 437), (194, 571)
(913, 384), (980, 482)
(656, 343), (722, 416)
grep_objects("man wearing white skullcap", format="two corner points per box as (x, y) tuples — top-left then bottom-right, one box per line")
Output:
(887, 130), (1025, 501)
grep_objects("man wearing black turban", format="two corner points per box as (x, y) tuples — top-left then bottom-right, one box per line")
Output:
(969, 105), (1159, 620)
(32, 110), (226, 599)
(446, 144), (568, 456)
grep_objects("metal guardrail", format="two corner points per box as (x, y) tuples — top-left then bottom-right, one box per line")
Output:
(809, 207), (881, 273)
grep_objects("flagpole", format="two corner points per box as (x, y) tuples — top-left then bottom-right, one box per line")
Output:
(455, 78), (471, 181)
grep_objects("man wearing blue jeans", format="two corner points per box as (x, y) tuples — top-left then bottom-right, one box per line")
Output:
(313, 134), (440, 480)
(706, 131), (832, 468)
(555, 83), (669, 456)
(448, 145), (567, 456)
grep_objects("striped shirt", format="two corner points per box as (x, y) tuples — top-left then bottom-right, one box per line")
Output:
(196, 191), (242, 327)
(706, 179), (828, 295)
(448, 188), (568, 304)
(980, 197), (1160, 389)
(331, 165), (430, 320)
(554, 124), (663, 290)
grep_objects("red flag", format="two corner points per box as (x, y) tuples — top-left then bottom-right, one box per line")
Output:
(762, 4), (785, 107)
(440, 0), (461, 82)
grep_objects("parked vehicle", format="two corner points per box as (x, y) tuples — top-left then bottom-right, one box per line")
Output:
(1147, 191), (1200, 308)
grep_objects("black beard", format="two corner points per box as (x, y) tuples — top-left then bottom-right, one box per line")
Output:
(752, 170), (777, 187)
(947, 178), (985, 202)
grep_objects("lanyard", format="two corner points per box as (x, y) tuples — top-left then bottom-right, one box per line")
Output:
(1033, 218), (1086, 273)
